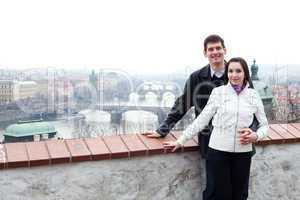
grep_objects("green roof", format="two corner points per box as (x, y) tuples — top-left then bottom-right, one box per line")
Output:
(253, 80), (277, 107)
(253, 81), (274, 99)
(4, 122), (56, 137)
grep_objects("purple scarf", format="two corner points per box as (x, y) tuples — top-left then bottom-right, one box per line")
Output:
(231, 84), (245, 95)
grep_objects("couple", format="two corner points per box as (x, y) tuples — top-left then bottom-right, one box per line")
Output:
(143, 35), (268, 200)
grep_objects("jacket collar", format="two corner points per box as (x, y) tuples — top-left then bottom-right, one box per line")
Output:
(210, 66), (225, 78)
(199, 61), (227, 80)
(226, 82), (250, 95)
(198, 64), (211, 80)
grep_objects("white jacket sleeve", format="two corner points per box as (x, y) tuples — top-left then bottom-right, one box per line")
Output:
(177, 88), (219, 145)
(254, 91), (269, 140)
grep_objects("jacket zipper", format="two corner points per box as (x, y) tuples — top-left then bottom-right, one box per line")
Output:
(234, 94), (240, 152)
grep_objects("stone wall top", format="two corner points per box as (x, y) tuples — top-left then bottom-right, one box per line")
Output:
(0, 123), (300, 170)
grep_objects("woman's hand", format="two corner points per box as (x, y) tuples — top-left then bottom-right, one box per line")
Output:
(162, 141), (182, 152)
(239, 128), (258, 145)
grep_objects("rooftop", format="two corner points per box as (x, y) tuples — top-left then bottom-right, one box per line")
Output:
(4, 121), (56, 137)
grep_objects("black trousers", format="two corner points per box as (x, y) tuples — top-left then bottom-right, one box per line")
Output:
(203, 148), (252, 200)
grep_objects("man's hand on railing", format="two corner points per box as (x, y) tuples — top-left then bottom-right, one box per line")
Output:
(142, 131), (162, 138)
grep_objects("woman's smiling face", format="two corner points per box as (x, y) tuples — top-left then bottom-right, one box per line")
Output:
(228, 62), (245, 86)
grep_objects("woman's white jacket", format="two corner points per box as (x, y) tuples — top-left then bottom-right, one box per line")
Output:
(177, 83), (269, 153)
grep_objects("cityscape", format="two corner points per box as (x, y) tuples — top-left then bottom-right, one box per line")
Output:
(0, 61), (299, 143)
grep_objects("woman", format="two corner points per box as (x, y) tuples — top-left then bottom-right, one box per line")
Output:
(163, 57), (268, 200)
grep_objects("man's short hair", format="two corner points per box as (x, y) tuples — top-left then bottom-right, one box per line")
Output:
(204, 34), (225, 51)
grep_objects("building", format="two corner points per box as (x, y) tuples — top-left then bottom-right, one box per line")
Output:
(272, 84), (300, 122)
(0, 80), (15, 104)
(14, 81), (38, 100)
(250, 60), (276, 121)
(3, 120), (57, 143)
(0, 80), (38, 104)
(89, 70), (131, 102)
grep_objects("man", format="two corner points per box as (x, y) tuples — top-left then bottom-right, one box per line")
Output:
(144, 34), (256, 199)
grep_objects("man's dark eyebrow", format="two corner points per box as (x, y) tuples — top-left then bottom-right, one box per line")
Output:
(207, 46), (222, 50)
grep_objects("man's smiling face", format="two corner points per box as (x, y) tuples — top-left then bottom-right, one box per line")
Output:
(204, 41), (226, 68)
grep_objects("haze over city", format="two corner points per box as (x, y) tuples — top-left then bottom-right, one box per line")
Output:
(0, 0), (299, 74)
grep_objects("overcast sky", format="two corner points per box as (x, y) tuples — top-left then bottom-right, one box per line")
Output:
(0, 0), (298, 74)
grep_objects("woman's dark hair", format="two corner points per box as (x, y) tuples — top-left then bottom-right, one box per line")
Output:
(204, 34), (225, 51)
(224, 57), (254, 88)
